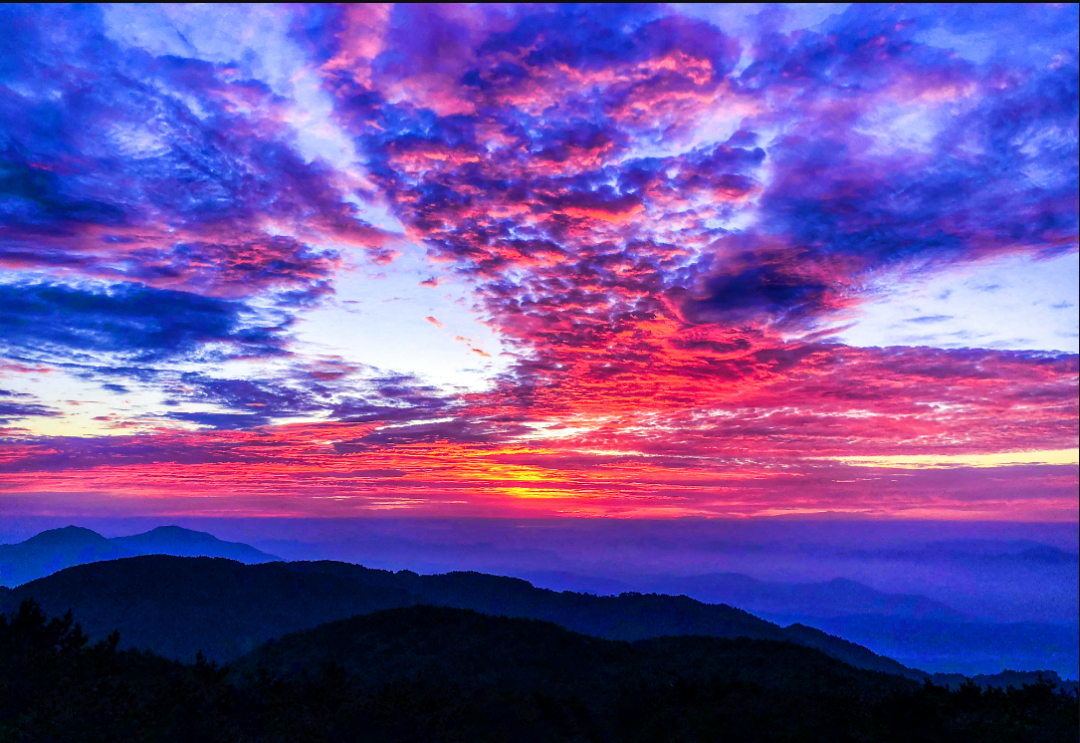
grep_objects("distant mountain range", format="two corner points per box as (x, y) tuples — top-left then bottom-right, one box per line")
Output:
(2, 527), (976, 619)
(0, 555), (912, 676)
(1, 553), (1070, 692)
(0, 525), (280, 586)
(521, 569), (1078, 679)
(2, 526), (1074, 682)
(760, 612), (1079, 681)
(524, 571), (969, 620)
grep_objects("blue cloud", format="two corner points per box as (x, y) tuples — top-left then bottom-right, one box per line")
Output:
(0, 389), (60, 424)
(0, 280), (289, 363)
(0, 3), (377, 306)
(905, 316), (954, 325)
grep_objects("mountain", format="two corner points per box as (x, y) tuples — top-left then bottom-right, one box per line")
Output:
(0, 526), (279, 586)
(763, 613), (1080, 681)
(653, 574), (968, 620)
(902, 541), (1080, 566)
(0, 526), (132, 587)
(5, 599), (1075, 743)
(521, 570), (1079, 678)
(111, 525), (279, 564)
(0, 555), (916, 678)
(525, 571), (968, 620)
(5, 536), (1069, 682)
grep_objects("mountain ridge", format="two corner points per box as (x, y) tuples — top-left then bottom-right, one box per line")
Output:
(0, 554), (939, 680)
(525, 570), (970, 620)
(4, 528), (1073, 681)
(0, 525), (280, 586)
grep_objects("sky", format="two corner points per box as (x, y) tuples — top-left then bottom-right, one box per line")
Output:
(1, 3), (1077, 522)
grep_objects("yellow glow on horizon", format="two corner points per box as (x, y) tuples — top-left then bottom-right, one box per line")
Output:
(501, 486), (577, 499)
(836, 448), (1079, 469)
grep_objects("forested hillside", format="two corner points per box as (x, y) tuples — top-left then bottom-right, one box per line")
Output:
(2, 599), (1075, 743)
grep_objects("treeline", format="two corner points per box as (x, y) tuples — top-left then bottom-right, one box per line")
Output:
(2, 600), (1076, 743)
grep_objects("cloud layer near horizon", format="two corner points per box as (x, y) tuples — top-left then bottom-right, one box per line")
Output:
(1, 3), (1077, 518)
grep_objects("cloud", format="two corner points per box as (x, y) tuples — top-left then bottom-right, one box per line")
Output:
(164, 373), (324, 427)
(0, 4), (1076, 518)
(164, 412), (267, 430)
(0, 389), (60, 424)
(0, 279), (289, 363)
(150, 364), (458, 431)
(684, 261), (834, 326)
(905, 315), (954, 325)
(0, 4), (390, 305)
(311, 2), (1077, 386)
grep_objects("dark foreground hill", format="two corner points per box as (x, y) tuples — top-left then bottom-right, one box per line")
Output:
(0, 555), (916, 677)
(2, 599), (1076, 743)
(235, 604), (915, 699)
(0, 525), (279, 586)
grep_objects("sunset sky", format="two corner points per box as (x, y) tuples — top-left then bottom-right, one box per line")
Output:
(1, 3), (1077, 521)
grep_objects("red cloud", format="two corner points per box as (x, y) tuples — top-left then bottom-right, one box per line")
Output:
(1, 4), (1076, 520)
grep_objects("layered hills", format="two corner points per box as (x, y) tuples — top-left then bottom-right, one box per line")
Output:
(3, 526), (1074, 683)
(3, 597), (1075, 743)
(4, 529), (1075, 686)
(6, 553), (1071, 691)
(0, 555), (915, 678)
(526, 569), (1079, 679)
